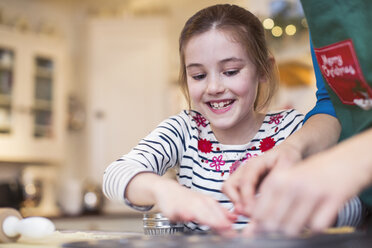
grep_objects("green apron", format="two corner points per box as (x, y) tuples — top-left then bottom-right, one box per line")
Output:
(301, 0), (372, 222)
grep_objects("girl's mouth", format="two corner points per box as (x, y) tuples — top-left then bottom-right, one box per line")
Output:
(207, 100), (235, 112)
(208, 100), (234, 109)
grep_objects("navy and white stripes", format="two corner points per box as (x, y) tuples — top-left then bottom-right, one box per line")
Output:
(336, 197), (365, 227)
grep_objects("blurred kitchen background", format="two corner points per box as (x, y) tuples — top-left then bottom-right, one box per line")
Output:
(0, 0), (315, 232)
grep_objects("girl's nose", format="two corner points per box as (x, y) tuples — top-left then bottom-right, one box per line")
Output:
(206, 76), (225, 95)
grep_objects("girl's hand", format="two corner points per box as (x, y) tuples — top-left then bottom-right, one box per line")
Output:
(222, 142), (302, 216)
(153, 179), (237, 232)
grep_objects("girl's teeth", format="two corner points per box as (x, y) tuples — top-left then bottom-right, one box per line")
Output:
(210, 101), (232, 109)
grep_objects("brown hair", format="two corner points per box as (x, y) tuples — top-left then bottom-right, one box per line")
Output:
(179, 4), (277, 111)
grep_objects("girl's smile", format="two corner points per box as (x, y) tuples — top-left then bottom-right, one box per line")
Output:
(207, 99), (235, 113)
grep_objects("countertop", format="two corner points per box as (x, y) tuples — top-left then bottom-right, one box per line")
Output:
(62, 232), (372, 248)
(2, 230), (371, 248)
(0, 214), (145, 247)
(1, 215), (371, 248)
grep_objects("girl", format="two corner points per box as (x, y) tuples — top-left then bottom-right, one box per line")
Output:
(103, 4), (303, 233)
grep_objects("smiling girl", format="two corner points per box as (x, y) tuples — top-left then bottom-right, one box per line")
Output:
(103, 4), (303, 233)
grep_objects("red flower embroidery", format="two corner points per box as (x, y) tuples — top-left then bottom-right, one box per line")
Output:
(259, 137), (276, 152)
(198, 139), (213, 153)
(193, 114), (207, 127)
(269, 114), (283, 125)
(210, 155), (225, 171)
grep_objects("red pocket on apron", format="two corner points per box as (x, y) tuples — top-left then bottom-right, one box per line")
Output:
(314, 39), (372, 106)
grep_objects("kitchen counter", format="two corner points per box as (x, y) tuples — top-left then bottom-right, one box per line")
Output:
(63, 231), (372, 248)
(1, 229), (371, 248)
(4, 230), (370, 248)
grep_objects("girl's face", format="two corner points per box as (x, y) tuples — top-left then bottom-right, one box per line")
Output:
(185, 29), (263, 132)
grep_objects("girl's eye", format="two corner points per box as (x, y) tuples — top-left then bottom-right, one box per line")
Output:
(224, 69), (239, 76)
(192, 74), (206, 80)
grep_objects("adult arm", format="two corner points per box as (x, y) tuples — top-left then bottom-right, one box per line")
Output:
(249, 127), (372, 236)
(303, 40), (337, 122)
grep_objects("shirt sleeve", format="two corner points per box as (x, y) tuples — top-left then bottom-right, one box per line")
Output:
(304, 39), (337, 123)
(336, 196), (367, 228)
(277, 109), (304, 139)
(102, 112), (189, 211)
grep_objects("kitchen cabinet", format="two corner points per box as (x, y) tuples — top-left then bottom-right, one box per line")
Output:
(0, 27), (67, 163)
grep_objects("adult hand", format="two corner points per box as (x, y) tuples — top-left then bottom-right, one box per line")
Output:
(244, 149), (366, 236)
(222, 142), (302, 216)
(243, 129), (372, 236)
(153, 179), (237, 232)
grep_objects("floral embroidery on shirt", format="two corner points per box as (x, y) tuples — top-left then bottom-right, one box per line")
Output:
(269, 114), (283, 125)
(259, 137), (276, 152)
(198, 139), (213, 153)
(193, 113), (207, 127)
(210, 155), (225, 171)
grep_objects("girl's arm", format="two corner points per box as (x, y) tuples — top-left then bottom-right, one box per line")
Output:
(125, 172), (237, 231)
(103, 112), (236, 231)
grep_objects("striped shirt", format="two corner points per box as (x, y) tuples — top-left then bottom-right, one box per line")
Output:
(103, 109), (363, 231)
